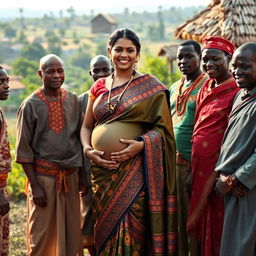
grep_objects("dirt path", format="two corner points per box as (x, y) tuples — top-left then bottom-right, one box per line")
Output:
(8, 199), (90, 255)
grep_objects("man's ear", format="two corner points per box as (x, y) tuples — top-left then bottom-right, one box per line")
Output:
(89, 71), (92, 77)
(38, 70), (42, 79)
(226, 53), (232, 63)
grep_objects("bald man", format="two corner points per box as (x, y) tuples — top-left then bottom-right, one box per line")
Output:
(80, 55), (113, 111)
(16, 54), (83, 256)
(79, 55), (112, 256)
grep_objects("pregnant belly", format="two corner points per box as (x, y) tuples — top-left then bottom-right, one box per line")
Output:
(91, 122), (145, 160)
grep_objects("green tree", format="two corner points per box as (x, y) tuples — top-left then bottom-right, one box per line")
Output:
(66, 6), (76, 19)
(123, 7), (129, 15)
(45, 30), (62, 56)
(95, 41), (107, 56)
(69, 48), (91, 70)
(59, 9), (63, 19)
(72, 31), (80, 45)
(4, 25), (17, 39)
(19, 8), (25, 29)
(20, 42), (46, 61)
(147, 24), (158, 41)
(11, 58), (40, 102)
(157, 6), (165, 40)
(12, 58), (38, 78)
(58, 28), (66, 38)
(64, 65), (91, 94)
(17, 30), (27, 44)
(140, 55), (180, 86)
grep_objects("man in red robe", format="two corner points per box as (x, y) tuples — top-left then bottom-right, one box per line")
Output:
(187, 36), (240, 256)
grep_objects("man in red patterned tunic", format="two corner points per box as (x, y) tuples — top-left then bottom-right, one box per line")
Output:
(15, 54), (84, 256)
(188, 37), (239, 256)
(0, 66), (11, 256)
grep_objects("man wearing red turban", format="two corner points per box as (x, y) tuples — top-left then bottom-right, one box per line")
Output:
(187, 36), (240, 256)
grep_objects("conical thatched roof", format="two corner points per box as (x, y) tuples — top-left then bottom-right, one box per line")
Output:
(175, 0), (256, 47)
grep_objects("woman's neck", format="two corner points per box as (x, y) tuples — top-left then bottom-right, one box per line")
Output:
(112, 69), (135, 87)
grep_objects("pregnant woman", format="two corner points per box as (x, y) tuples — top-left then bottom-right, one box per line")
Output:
(80, 28), (177, 256)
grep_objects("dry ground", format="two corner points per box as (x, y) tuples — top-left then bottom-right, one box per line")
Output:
(9, 199), (90, 256)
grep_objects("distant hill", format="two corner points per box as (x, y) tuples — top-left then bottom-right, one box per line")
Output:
(0, 5), (206, 20)
(0, 9), (46, 20)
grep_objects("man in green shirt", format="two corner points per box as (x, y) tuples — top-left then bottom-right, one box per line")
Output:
(169, 40), (207, 256)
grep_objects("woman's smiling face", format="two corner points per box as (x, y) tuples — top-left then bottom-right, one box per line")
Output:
(108, 38), (139, 72)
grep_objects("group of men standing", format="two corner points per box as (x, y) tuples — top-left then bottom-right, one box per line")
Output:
(170, 37), (256, 256)
(0, 36), (256, 256)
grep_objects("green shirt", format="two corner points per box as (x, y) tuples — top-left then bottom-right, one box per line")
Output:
(169, 74), (207, 161)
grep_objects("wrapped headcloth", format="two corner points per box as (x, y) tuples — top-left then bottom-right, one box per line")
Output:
(202, 36), (236, 55)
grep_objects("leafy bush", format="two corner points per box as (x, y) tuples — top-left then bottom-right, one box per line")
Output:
(140, 54), (181, 87)
(7, 131), (26, 199)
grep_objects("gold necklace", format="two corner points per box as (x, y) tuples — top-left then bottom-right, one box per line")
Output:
(107, 70), (136, 113)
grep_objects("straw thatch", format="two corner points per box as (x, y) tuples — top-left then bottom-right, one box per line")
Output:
(174, 0), (256, 47)
(157, 44), (179, 73)
(158, 44), (178, 59)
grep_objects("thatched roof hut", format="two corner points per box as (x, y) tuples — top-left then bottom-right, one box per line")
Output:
(157, 44), (179, 73)
(174, 0), (256, 47)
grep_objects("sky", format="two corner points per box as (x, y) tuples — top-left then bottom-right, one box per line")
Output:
(0, 0), (210, 13)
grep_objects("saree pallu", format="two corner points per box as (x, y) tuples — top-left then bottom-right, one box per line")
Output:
(91, 74), (177, 255)
(188, 77), (239, 256)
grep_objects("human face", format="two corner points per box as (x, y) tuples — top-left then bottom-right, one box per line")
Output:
(108, 38), (139, 72)
(38, 59), (64, 91)
(0, 69), (10, 101)
(90, 60), (112, 82)
(202, 48), (230, 83)
(232, 49), (256, 91)
(176, 45), (200, 75)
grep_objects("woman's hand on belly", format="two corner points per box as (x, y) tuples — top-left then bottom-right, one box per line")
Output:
(110, 139), (144, 162)
(87, 149), (120, 170)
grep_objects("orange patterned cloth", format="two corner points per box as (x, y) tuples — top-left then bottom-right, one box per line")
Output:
(0, 108), (11, 188)
(0, 174), (8, 189)
(35, 88), (67, 134)
(34, 159), (77, 193)
(0, 188), (9, 256)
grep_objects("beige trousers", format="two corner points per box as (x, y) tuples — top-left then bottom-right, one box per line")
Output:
(26, 171), (82, 256)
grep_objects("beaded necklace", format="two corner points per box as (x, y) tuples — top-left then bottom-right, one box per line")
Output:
(176, 72), (204, 116)
(107, 70), (136, 114)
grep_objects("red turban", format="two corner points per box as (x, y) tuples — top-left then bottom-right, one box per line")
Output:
(202, 36), (236, 55)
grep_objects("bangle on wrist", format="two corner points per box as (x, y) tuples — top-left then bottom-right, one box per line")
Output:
(226, 175), (238, 189)
(83, 146), (92, 157)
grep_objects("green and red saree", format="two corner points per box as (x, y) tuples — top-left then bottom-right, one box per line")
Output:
(90, 74), (177, 255)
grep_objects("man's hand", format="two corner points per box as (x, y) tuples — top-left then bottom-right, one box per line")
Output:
(31, 184), (47, 207)
(231, 183), (247, 198)
(214, 174), (231, 197)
